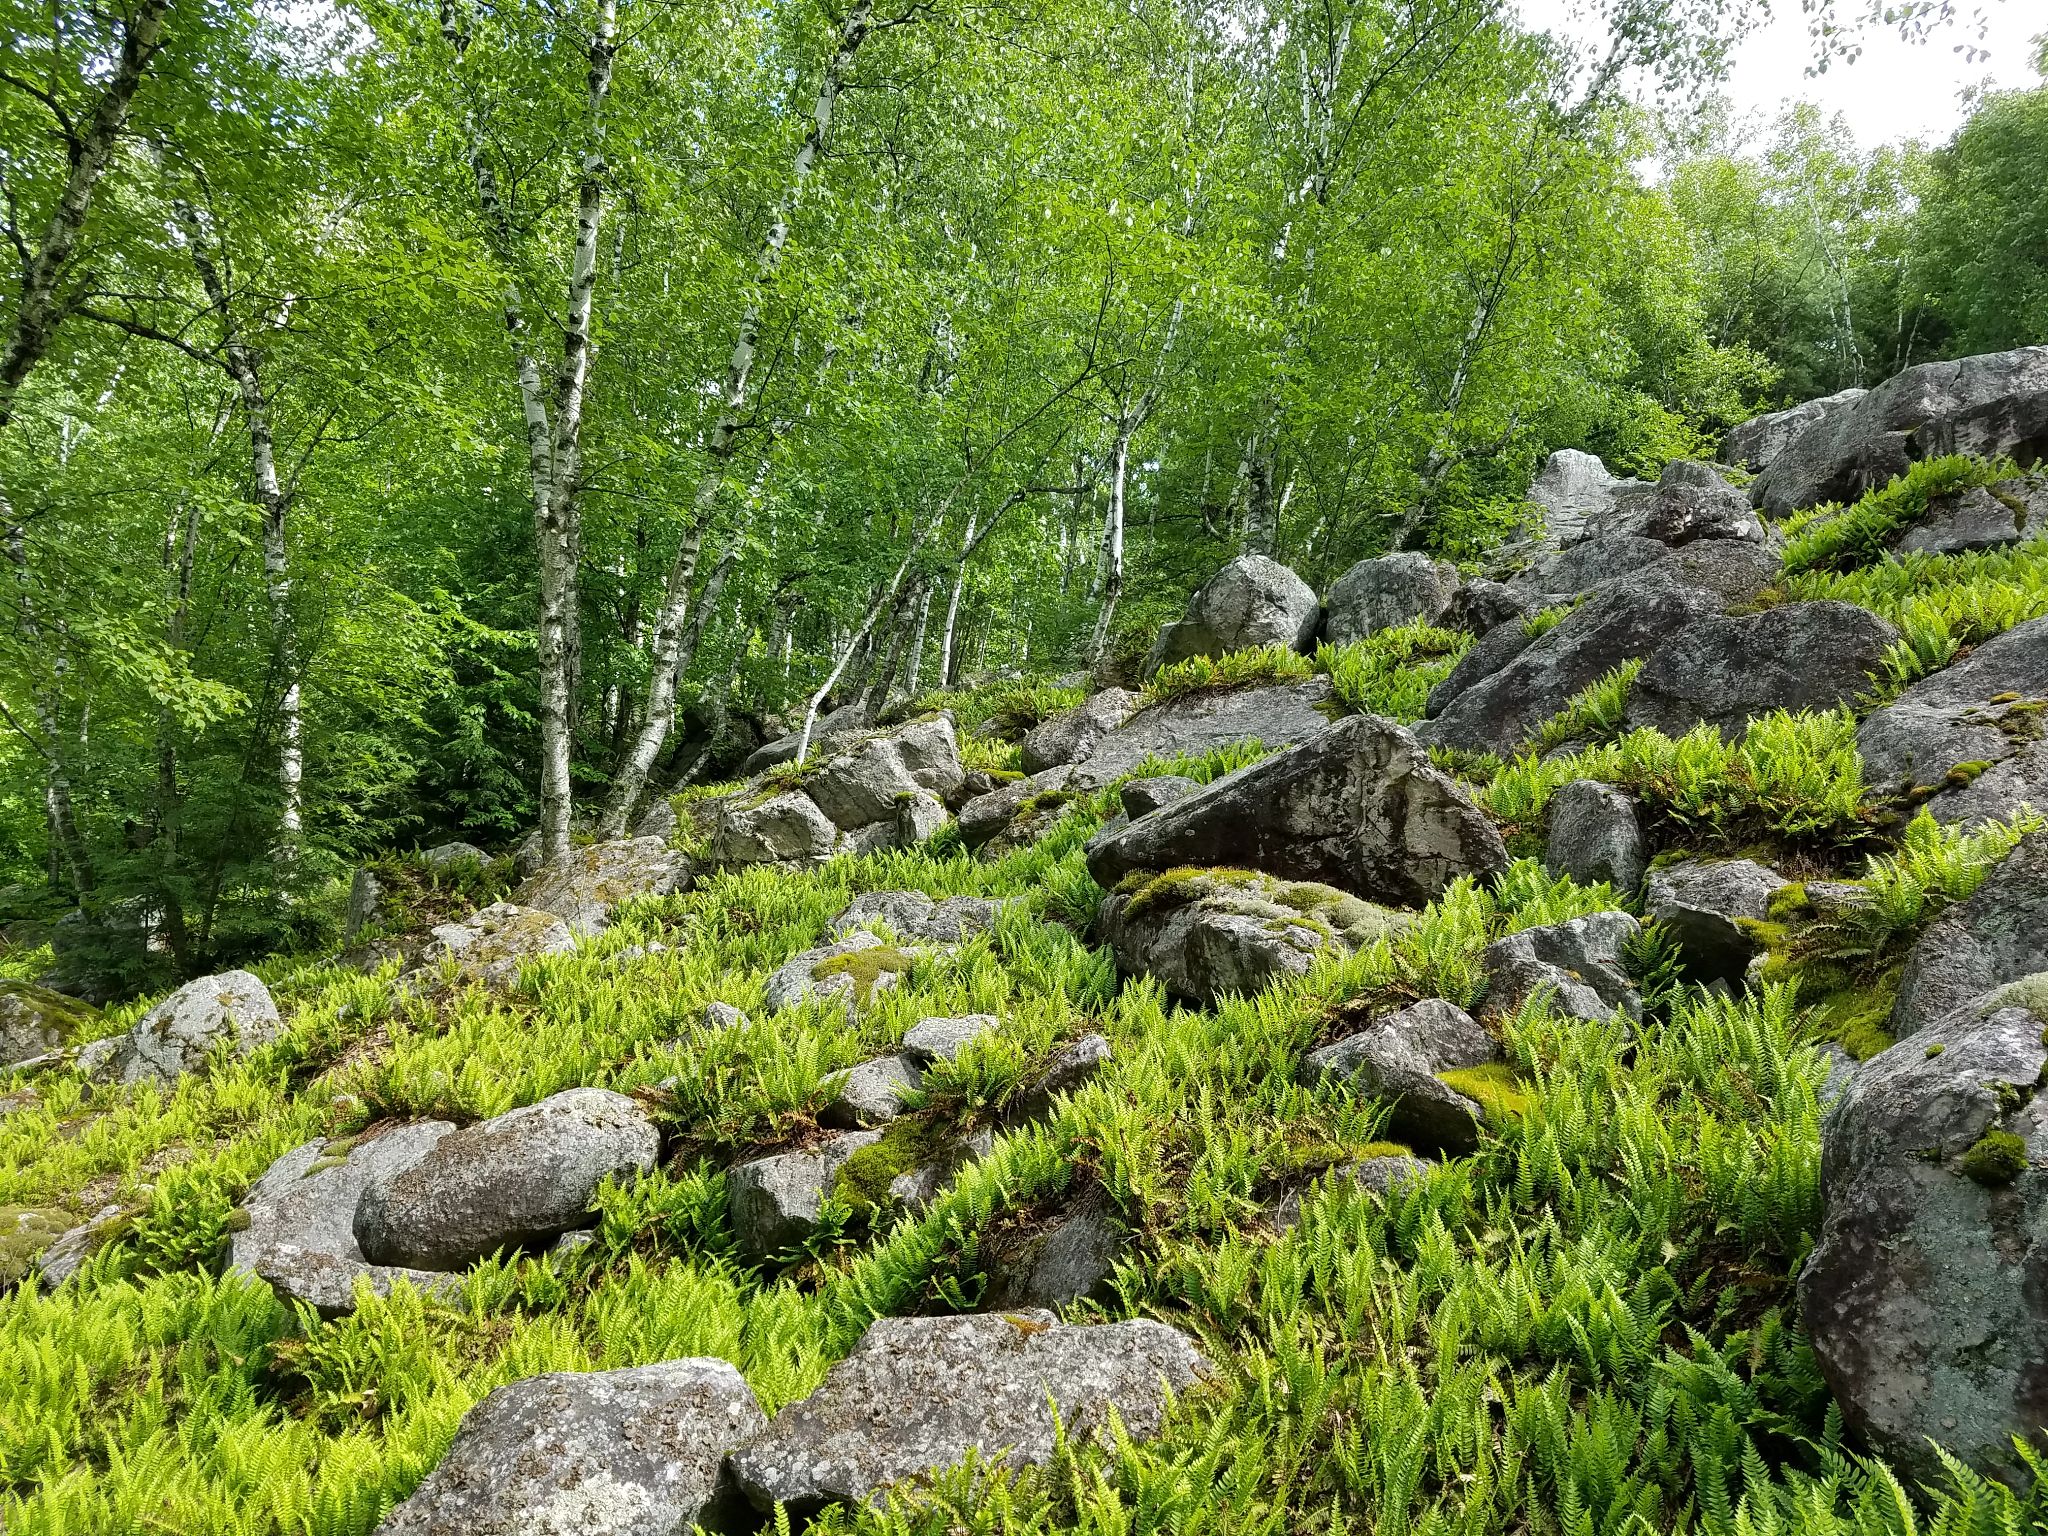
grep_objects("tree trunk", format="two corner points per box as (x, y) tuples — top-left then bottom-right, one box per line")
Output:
(607, 0), (878, 812)
(3, 519), (93, 896)
(1088, 426), (1132, 668)
(901, 581), (933, 699)
(797, 537), (920, 767)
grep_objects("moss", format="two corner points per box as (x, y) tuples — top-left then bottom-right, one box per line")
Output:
(1960, 1129), (2029, 1186)
(1351, 1140), (1414, 1161)
(1, 1206), (71, 1285)
(1015, 790), (1072, 817)
(1924, 1042), (1945, 1058)
(0, 980), (99, 1040)
(1987, 972), (2048, 1023)
(1765, 883), (1812, 922)
(1436, 1064), (1531, 1127)
(1945, 760), (1993, 786)
(833, 1117), (953, 1215)
(1117, 866), (1264, 920)
(811, 945), (916, 1001)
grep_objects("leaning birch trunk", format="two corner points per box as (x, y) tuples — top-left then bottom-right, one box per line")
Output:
(605, 0), (877, 815)
(901, 583), (933, 699)
(795, 538), (919, 768)
(1087, 427), (1132, 668)
(862, 581), (920, 716)
(4, 521), (92, 896)
(937, 509), (977, 688)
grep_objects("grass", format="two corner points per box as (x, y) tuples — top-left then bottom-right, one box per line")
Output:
(12, 531), (2048, 1533)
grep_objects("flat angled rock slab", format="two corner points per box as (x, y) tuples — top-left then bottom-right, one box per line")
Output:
(1890, 830), (2048, 1037)
(1624, 601), (1899, 740)
(231, 1124), (461, 1318)
(511, 836), (693, 936)
(1723, 388), (1866, 473)
(413, 902), (577, 991)
(354, 1088), (658, 1272)
(726, 1312), (1209, 1515)
(376, 1359), (766, 1536)
(829, 890), (1005, 945)
(1645, 858), (1789, 984)
(1022, 689), (1139, 774)
(1858, 614), (2048, 827)
(1067, 679), (1338, 790)
(1086, 713), (1508, 908)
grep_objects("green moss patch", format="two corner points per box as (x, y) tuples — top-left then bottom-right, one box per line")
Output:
(1, 1206), (72, 1285)
(811, 945), (917, 1001)
(1960, 1129), (2029, 1186)
(1437, 1064), (1531, 1127)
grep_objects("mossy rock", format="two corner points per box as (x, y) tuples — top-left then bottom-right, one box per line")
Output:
(832, 1117), (953, 1216)
(0, 979), (99, 1065)
(811, 945), (917, 1002)
(1987, 972), (2048, 1024)
(1, 1206), (72, 1286)
(1960, 1129), (2029, 1186)
(1436, 1064), (1531, 1126)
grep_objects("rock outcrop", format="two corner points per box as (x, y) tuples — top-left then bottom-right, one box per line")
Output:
(823, 1055), (922, 1128)
(726, 1312), (1208, 1515)
(1754, 346), (2048, 517)
(0, 979), (93, 1068)
(1302, 999), (1505, 1154)
(728, 1131), (880, 1262)
(1480, 911), (1641, 1025)
(1323, 553), (1460, 645)
(762, 930), (921, 1016)
(376, 1360), (766, 1536)
(1021, 689), (1139, 774)
(1645, 858), (1789, 984)
(1097, 868), (1409, 1006)
(1545, 780), (1646, 892)
(712, 790), (840, 869)
(1144, 555), (1321, 673)
(354, 1089), (659, 1271)
(232, 1123), (461, 1317)
(1087, 714), (1509, 907)
(1066, 679), (1340, 789)
(829, 891), (1005, 945)
(81, 970), (281, 1088)
(1526, 449), (1634, 547)
(901, 1013), (998, 1065)
(1857, 615), (2048, 826)
(1896, 478), (2046, 556)
(803, 715), (966, 832)
(1623, 602), (1899, 740)
(1723, 388), (1866, 473)
(1889, 831), (2048, 1037)
(511, 836), (693, 936)
(1799, 996), (2048, 1489)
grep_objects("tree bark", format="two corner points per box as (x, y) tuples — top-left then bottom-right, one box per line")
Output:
(1087, 426), (1132, 667)
(901, 581), (932, 699)
(604, 0), (878, 820)
(3, 519), (93, 896)
(796, 536), (921, 767)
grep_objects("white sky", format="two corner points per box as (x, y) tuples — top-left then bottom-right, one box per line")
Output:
(1516, 0), (2044, 147)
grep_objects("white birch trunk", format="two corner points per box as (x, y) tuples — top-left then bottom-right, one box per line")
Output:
(1087, 427), (1131, 668)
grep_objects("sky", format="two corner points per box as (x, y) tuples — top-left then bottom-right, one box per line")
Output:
(1515, 0), (2044, 148)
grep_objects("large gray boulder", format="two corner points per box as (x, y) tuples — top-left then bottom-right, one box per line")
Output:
(742, 702), (871, 776)
(1480, 911), (1641, 1025)
(726, 1312), (1208, 1515)
(1021, 689), (1139, 775)
(1635, 460), (1772, 546)
(354, 1088), (659, 1271)
(1144, 555), (1321, 674)
(1097, 869), (1409, 1006)
(1088, 713), (1509, 907)
(1896, 478), (2045, 556)
(84, 969), (281, 1089)
(1526, 449), (1635, 546)
(1506, 533), (1671, 600)
(1645, 858), (1789, 984)
(232, 1124), (461, 1317)
(829, 890), (1005, 945)
(1799, 997), (2048, 1489)
(805, 716), (966, 831)
(1858, 615), (2048, 826)
(376, 1360), (766, 1536)
(411, 902), (577, 991)
(1723, 388), (1866, 473)
(0, 980), (93, 1068)
(711, 789), (838, 869)
(1419, 573), (1723, 756)
(511, 836), (693, 936)
(1624, 602), (1900, 741)
(1302, 999), (1503, 1154)
(823, 1055), (922, 1128)
(1425, 618), (1539, 719)
(1068, 678), (1338, 790)
(983, 1201), (1127, 1310)
(1545, 781), (1646, 892)
(1324, 554), (1459, 646)
(1890, 831), (2048, 1038)
(1755, 346), (2048, 517)
(728, 1131), (880, 1262)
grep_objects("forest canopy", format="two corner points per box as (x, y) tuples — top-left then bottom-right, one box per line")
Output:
(1, 0), (2043, 990)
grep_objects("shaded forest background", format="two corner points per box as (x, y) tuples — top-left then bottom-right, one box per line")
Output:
(1, 0), (2044, 988)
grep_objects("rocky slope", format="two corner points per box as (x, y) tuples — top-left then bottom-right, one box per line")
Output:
(4, 344), (2048, 1533)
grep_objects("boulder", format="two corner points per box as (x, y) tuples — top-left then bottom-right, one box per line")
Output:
(830, 890), (1004, 945)
(0, 979), (93, 1068)
(901, 1014), (998, 1066)
(1418, 572), (1722, 756)
(1723, 388), (1866, 473)
(803, 716), (966, 832)
(1754, 346), (2048, 517)
(884, 1128), (995, 1213)
(1143, 555), (1321, 673)
(895, 789), (950, 846)
(1301, 999), (1502, 1154)
(376, 1360), (766, 1536)
(1098, 869), (1408, 1006)
(1526, 449), (1634, 546)
(1272, 1155), (1430, 1231)
(421, 841), (489, 867)
(1895, 479), (2042, 556)
(711, 790), (838, 869)
(1857, 615), (2048, 826)
(354, 1089), (659, 1272)
(1324, 553), (1459, 646)
(1425, 617), (1538, 719)
(1480, 911), (1642, 1025)
(34, 1202), (131, 1290)
(344, 867), (382, 940)
(823, 1055), (922, 1128)
(1798, 997), (2048, 1489)
(955, 772), (1064, 853)
(1005, 1034), (1112, 1124)
(1507, 533), (1671, 600)
(1624, 602), (1900, 741)
(1545, 780), (1646, 892)
(512, 836), (693, 936)
(1445, 578), (1541, 636)
(726, 1312), (1208, 1515)
(1644, 858), (1788, 983)
(632, 795), (679, 841)
(728, 1131), (880, 1262)
(1021, 689), (1139, 775)
(1086, 714), (1509, 908)
(86, 969), (281, 1089)
(232, 1123), (461, 1317)
(742, 702), (871, 776)
(412, 902), (576, 991)
(1637, 460), (1772, 546)
(983, 1201), (1126, 1310)
(1120, 776), (1198, 820)
(762, 930), (919, 1016)
(1067, 679), (1338, 790)
(1657, 538), (1783, 605)
(1890, 831), (2048, 1037)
